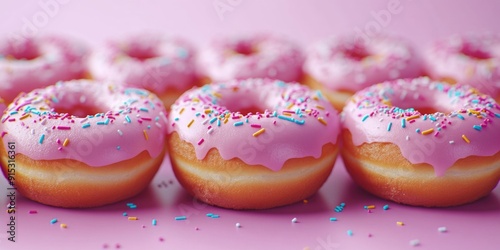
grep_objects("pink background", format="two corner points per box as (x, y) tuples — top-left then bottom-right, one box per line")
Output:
(1, 0), (500, 249)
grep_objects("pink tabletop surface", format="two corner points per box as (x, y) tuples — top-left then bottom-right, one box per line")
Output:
(1, 1), (500, 249)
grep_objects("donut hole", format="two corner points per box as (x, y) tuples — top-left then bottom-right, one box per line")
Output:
(460, 45), (491, 60)
(342, 46), (370, 61)
(125, 47), (159, 61)
(231, 42), (257, 56)
(2, 40), (40, 60)
(54, 105), (105, 118)
(51, 93), (108, 118)
(216, 90), (266, 115)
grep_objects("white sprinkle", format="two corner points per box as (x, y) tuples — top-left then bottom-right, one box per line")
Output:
(30, 129), (35, 135)
(409, 239), (420, 246)
(207, 128), (214, 135)
(41, 119), (47, 125)
(379, 118), (384, 122)
(438, 227), (447, 233)
(117, 130), (123, 136)
(449, 140), (454, 144)
(406, 135), (410, 141)
(202, 119), (209, 125)
(80, 117), (88, 123)
(155, 122), (162, 128)
(235, 223), (241, 228)
(291, 218), (298, 223)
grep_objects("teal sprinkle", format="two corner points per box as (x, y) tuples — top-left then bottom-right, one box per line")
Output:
(210, 214), (220, 219)
(147, 125), (151, 129)
(97, 118), (110, 125)
(495, 113), (500, 118)
(272, 111), (278, 117)
(174, 117), (179, 121)
(123, 212), (127, 216)
(294, 119), (305, 125)
(175, 216), (187, 221)
(429, 116), (437, 122)
(155, 116), (160, 121)
(361, 114), (369, 122)
(277, 115), (294, 122)
(195, 112), (201, 117)
(39, 134), (45, 144)
(209, 117), (217, 124)
(233, 121), (244, 126)
(82, 123), (91, 128)
(245, 118), (249, 123)
(401, 119), (406, 128)
(140, 108), (149, 112)
(423, 115), (427, 120)
(457, 114), (465, 120)
(9, 111), (18, 115)
(50, 218), (58, 224)
(217, 119), (221, 127)
(152, 219), (157, 226)
(206, 213), (213, 217)
(383, 205), (390, 210)
(387, 122), (392, 132)
(473, 125), (482, 131)
(117, 146), (121, 150)
(471, 99), (479, 104)
(177, 48), (189, 58)
(329, 218), (337, 222)
(125, 115), (131, 123)
(347, 230), (353, 236)
(51, 97), (59, 103)
(276, 80), (286, 87)
(416, 128), (421, 133)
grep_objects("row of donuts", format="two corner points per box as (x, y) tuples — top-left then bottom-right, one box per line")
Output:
(0, 76), (499, 209)
(1, 33), (499, 109)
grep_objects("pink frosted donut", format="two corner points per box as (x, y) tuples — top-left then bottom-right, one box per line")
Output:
(167, 78), (340, 209)
(197, 34), (304, 83)
(341, 77), (500, 207)
(424, 34), (500, 100)
(304, 35), (421, 110)
(89, 34), (199, 108)
(0, 80), (168, 207)
(0, 35), (88, 103)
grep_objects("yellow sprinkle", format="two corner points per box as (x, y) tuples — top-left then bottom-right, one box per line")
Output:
(316, 105), (325, 110)
(381, 100), (392, 106)
(287, 103), (294, 109)
(223, 117), (228, 124)
(60, 223), (67, 229)
(143, 130), (149, 140)
(303, 199), (309, 204)
(212, 92), (222, 98)
(421, 128), (434, 135)
(192, 97), (200, 102)
(187, 119), (194, 128)
(179, 108), (185, 114)
(63, 138), (70, 147)
(252, 128), (265, 137)
(282, 113), (292, 117)
(406, 115), (420, 121)
(20, 114), (30, 120)
(313, 96), (319, 101)
(366, 205), (376, 209)
(397, 221), (404, 226)
(462, 134), (470, 143)
(318, 117), (328, 126)
(128, 217), (138, 221)
(468, 109), (480, 115)
(204, 109), (212, 114)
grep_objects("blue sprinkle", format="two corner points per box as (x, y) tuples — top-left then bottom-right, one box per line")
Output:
(272, 111), (278, 117)
(387, 122), (392, 132)
(123, 212), (128, 216)
(152, 219), (157, 226)
(117, 146), (121, 150)
(209, 117), (217, 124)
(423, 115), (427, 121)
(383, 205), (390, 210)
(97, 118), (110, 125)
(210, 214), (220, 219)
(233, 121), (244, 126)
(416, 128), (421, 133)
(175, 216), (187, 221)
(129, 205), (137, 209)
(330, 218), (337, 221)
(195, 112), (201, 117)
(457, 114), (465, 120)
(471, 99), (479, 104)
(361, 114), (369, 122)
(206, 213), (213, 217)
(177, 48), (189, 58)
(125, 115), (131, 123)
(275, 80), (286, 87)
(473, 125), (482, 131)
(52, 97), (59, 103)
(9, 111), (18, 115)
(39, 134), (45, 144)
(294, 119), (305, 125)
(174, 117), (179, 121)
(347, 230), (353, 236)
(82, 123), (91, 128)
(495, 113), (500, 118)
(277, 115), (294, 122)
(401, 119), (406, 128)
(217, 119), (221, 127)
(429, 115), (437, 122)
(140, 108), (149, 112)
(50, 218), (58, 224)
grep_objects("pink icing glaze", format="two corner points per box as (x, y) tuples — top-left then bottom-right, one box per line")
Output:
(0, 80), (168, 167)
(424, 34), (500, 98)
(197, 34), (304, 82)
(168, 78), (340, 171)
(341, 77), (500, 176)
(0, 35), (88, 103)
(89, 34), (197, 93)
(304, 35), (421, 92)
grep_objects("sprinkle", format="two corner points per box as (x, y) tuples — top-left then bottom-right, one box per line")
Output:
(250, 124), (261, 128)
(128, 217), (138, 220)
(125, 115), (131, 123)
(397, 221), (404, 226)
(82, 123), (91, 128)
(495, 113), (500, 118)
(152, 219), (157, 226)
(97, 119), (110, 125)
(421, 128), (434, 135)
(50, 218), (58, 224)
(438, 227), (447, 233)
(449, 140), (454, 144)
(252, 128), (266, 137)
(456, 114), (465, 120)
(19, 114), (30, 120)
(347, 230), (353, 236)
(383, 205), (390, 210)
(175, 216), (187, 221)
(233, 121), (244, 126)
(364, 205), (375, 209)
(143, 130), (149, 140)
(116, 146), (121, 150)
(197, 138), (204, 145)
(462, 134), (470, 143)
(187, 119), (194, 128)
(406, 115), (420, 121)
(60, 224), (67, 229)
(401, 119), (406, 128)
(179, 108), (185, 114)
(473, 125), (482, 131)
(278, 115), (294, 122)
(318, 117), (328, 126)
(387, 122), (392, 132)
(117, 129), (123, 136)
(57, 126), (71, 130)
(122, 212), (128, 216)
(39, 134), (45, 144)
(235, 223), (241, 228)
(329, 218), (337, 222)
(209, 214), (220, 219)
(409, 239), (420, 246)
(63, 138), (70, 147)
(406, 136), (410, 141)
(28, 210), (37, 214)
(361, 114), (369, 122)
(207, 128), (214, 134)
(291, 218), (298, 223)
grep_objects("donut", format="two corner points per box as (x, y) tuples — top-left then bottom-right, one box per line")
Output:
(341, 77), (500, 207)
(0, 80), (168, 208)
(424, 34), (500, 100)
(0, 35), (88, 103)
(303, 35), (421, 110)
(197, 34), (304, 83)
(167, 78), (340, 209)
(89, 34), (199, 108)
